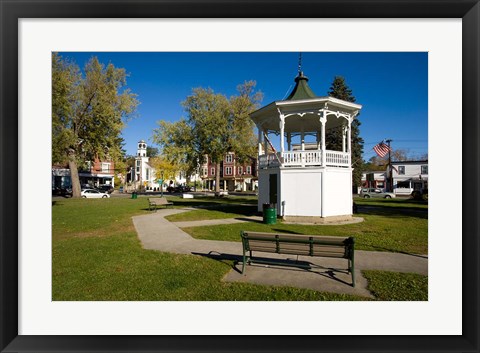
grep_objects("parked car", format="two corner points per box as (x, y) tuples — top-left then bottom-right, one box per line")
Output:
(175, 185), (191, 193)
(80, 189), (110, 198)
(98, 184), (114, 194)
(360, 188), (396, 199)
(52, 187), (72, 197)
(167, 185), (191, 193)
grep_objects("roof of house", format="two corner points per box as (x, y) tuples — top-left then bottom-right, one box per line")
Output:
(391, 160), (428, 164)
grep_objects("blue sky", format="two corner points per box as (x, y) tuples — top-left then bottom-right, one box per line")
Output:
(58, 52), (428, 161)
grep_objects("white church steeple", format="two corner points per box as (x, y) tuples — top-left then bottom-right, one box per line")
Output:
(137, 140), (147, 157)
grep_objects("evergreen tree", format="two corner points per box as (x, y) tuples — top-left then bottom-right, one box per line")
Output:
(327, 76), (364, 189)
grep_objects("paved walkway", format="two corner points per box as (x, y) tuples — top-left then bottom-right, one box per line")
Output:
(132, 209), (428, 298)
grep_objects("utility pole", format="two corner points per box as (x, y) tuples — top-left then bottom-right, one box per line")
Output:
(386, 139), (393, 192)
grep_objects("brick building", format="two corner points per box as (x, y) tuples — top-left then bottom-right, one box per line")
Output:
(200, 153), (257, 192)
(52, 157), (115, 190)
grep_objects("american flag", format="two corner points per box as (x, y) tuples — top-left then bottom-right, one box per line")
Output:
(373, 141), (391, 158)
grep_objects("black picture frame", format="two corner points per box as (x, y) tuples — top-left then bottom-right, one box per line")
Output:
(1, 1), (478, 352)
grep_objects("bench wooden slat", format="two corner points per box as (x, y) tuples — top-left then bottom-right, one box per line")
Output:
(241, 230), (355, 287)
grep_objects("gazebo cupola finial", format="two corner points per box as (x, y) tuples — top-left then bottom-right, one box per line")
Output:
(285, 54), (317, 101)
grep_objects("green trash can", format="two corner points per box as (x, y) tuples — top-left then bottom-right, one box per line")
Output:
(131, 192), (137, 199)
(263, 203), (277, 224)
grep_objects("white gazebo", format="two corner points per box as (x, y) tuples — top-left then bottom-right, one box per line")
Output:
(250, 71), (362, 223)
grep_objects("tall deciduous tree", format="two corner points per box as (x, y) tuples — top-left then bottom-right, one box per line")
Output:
(146, 146), (159, 158)
(327, 76), (364, 189)
(229, 81), (263, 163)
(52, 54), (139, 197)
(153, 81), (262, 195)
(152, 119), (196, 181)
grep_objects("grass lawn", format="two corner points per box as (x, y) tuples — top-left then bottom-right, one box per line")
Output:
(173, 196), (428, 255)
(164, 195), (258, 222)
(354, 197), (428, 209)
(363, 270), (428, 301)
(52, 196), (427, 301)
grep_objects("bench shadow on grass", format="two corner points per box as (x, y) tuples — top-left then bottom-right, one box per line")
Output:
(191, 251), (353, 286)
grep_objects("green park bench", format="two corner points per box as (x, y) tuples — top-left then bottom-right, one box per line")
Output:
(148, 197), (173, 211)
(240, 231), (355, 287)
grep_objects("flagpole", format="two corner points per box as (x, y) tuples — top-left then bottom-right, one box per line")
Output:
(386, 139), (392, 192)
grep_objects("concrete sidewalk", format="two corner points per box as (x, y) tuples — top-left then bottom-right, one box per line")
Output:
(132, 209), (428, 298)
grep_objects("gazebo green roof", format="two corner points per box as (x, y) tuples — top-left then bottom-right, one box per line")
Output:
(285, 72), (316, 100)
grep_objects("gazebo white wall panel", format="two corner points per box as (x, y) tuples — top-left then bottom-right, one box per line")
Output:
(322, 168), (353, 217)
(258, 166), (353, 218)
(279, 168), (322, 217)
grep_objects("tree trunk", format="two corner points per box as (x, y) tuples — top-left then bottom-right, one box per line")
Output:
(215, 162), (221, 196)
(68, 149), (82, 198)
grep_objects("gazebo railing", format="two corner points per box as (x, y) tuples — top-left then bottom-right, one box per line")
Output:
(325, 151), (349, 166)
(259, 150), (350, 168)
(283, 150), (322, 166)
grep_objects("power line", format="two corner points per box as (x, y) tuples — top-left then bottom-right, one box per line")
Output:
(364, 139), (427, 146)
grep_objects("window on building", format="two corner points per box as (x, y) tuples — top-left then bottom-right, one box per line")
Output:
(146, 168), (149, 180)
(238, 166), (243, 175)
(225, 154), (233, 163)
(136, 160), (140, 173)
(246, 166), (251, 174)
(202, 167), (207, 177)
(211, 168), (215, 175)
(421, 165), (428, 174)
(225, 167), (233, 175)
(397, 180), (411, 188)
(101, 163), (110, 173)
(398, 166), (405, 175)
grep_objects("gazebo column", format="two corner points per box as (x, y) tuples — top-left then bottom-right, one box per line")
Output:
(342, 124), (347, 153)
(320, 112), (327, 218)
(257, 126), (263, 156)
(301, 130), (305, 151)
(320, 112), (327, 167)
(347, 118), (352, 165)
(279, 112), (285, 153)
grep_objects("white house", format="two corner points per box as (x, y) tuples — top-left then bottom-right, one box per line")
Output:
(249, 71), (362, 223)
(391, 160), (428, 195)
